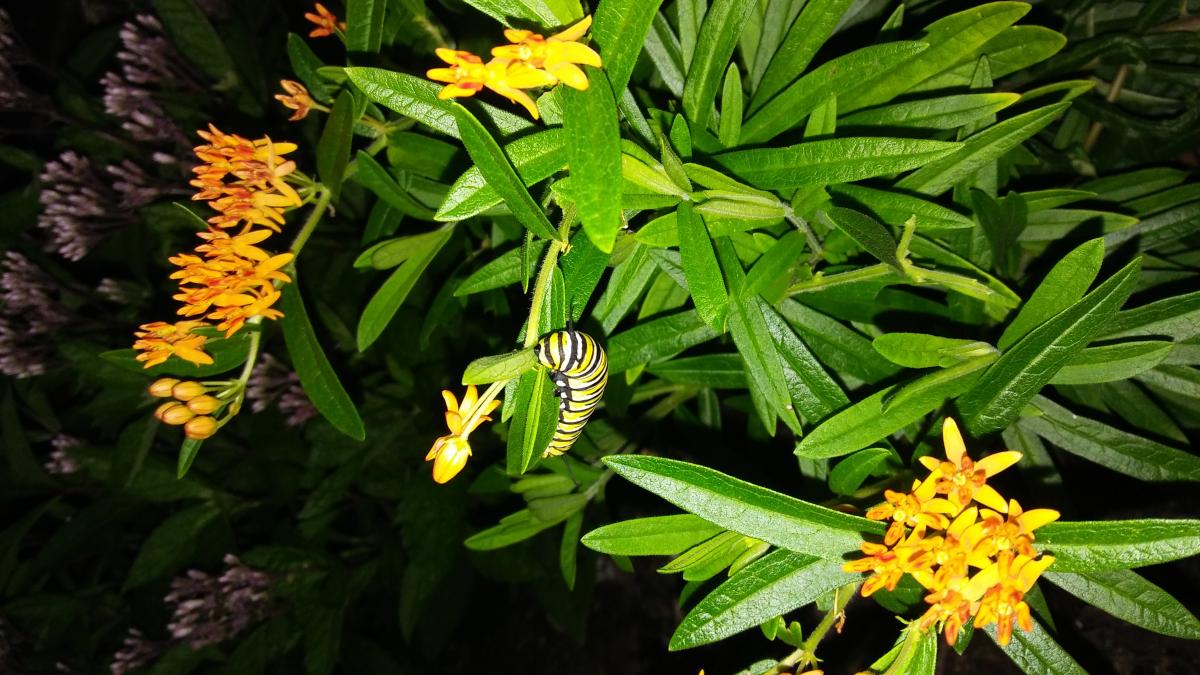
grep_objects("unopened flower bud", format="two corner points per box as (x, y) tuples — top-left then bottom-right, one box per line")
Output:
(172, 381), (208, 401)
(149, 378), (180, 397)
(186, 395), (221, 415)
(155, 402), (194, 425)
(184, 415), (217, 440)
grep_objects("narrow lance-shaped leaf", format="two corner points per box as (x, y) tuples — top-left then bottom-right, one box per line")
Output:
(582, 514), (723, 556)
(437, 129), (566, 221)
(1044, 569), (1200, 640)
(606, 310), (718, 372)
(959, 258), (1141, 435)
(346, 0), (385, 52)
(317, 90), (355, 201)
(677, 202), (728, 330)
(998, 238), (1103, 349)
(683, 0), (757, 130)
(1037, 518), (1200, 572)
(281, 280), (367, 441)
(506, 369), (560, 474)
(354, 151), (435, 220)
(717, 137), (959, 190)
(818, 207), (900, 269)
(561, 75), (623, 251)
(751, 0), (855, 109)
(357, 226), (453, 351)
(603, 455), (882, 557)
(451, 104), (559, 241)
(988, 618), (1087, 675)
(592, 0), (665, 93)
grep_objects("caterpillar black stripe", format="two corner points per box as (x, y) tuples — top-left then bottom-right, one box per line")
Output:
(534, 329), (608, 457)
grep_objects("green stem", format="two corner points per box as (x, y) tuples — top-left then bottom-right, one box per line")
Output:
(523, 240), (566, 349)
(881, 625), (925, 675)
(236, 321), (263, 385)
(773, 582), (859, 673)
(290, 185), (332, 256)
(787, 263), (899, 295)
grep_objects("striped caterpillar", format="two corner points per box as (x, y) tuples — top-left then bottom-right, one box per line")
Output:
(534, 329), (608, 457)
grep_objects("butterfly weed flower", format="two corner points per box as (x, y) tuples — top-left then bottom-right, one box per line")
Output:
(133, 321), (214, 368)
(845, 417), (1059, 648)
(426, 384), (502, 484)
(304, 3), (345, 38)
(274, 79), (320, 121)
(491, 15), (602, 91)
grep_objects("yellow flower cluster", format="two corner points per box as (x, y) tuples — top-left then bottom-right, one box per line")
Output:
(844, 418), (1060, 647)
(426, 16), (602, 120)
(426, 384), (500, 484)
(133, 125), (302, 368)
(148, 377), (227, 440)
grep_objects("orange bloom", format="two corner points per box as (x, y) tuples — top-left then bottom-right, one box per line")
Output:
(133, 321), (214, 368)
(275, 80), (315, 121)
(918, 418), (1022, 511)
(866, 476), (956, 546)
(491, 15), (602, 91)
(427, 49), (556, 119)
(969, 551), (1055, 646)
(304, 3), (345, 38)
(843, 530), (939, 597)
(970, 499), (1060, 561)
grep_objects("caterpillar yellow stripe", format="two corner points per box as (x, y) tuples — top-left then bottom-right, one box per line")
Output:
(534, 329), (608, 457)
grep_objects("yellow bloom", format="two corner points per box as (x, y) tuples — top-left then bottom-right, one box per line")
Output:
(427, 49), (555, 119)
(133, 321), (213, 368)
(492, 15), (602, 91)
(426, 385), (501, 484)
(275, 80), (314, 121)
(969, 551), (1055, 646)
(865, 476), (956, 546)
(970, 499), (1060, 560)
(304, 2), (345, 38)
(918, 418), (1022, 512)
(427, 49), (489, 99)
(843, 530), (939, 597)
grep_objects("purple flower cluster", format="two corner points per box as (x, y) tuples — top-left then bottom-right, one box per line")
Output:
(0, 9), (36, 111)
(163, 555), (274, 650)
(109, 629), (161, 675)
(44, 434), (82, 475)
(0, 252), (70, 378)
(36, 151), (126, 261)
(248, 353), (318, 428)
(99, 15), (188, 146)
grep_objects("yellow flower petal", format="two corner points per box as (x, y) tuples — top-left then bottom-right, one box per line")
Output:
(1018, 507), (1061, 533)
(976, 450), (1023, 477)
(548, 62), (589, 90)
(552, 14), (592, 42)
(442, 389), (459, 413)
(942, 417), (966, 465)
(551, 41), (602, 68)
(974, 484), (1009, 513)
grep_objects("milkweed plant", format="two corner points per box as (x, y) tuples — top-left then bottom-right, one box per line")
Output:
(1, 0), (1199, 672)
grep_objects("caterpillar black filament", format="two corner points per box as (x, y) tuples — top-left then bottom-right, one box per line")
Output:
(534, 329), (608, 457)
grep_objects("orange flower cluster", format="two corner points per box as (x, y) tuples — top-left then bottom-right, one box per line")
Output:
(304, 3), (345, 38)
(844, 418), (1060, 648)
(133, 126), (302, 368)
(426, 15), (601, 119)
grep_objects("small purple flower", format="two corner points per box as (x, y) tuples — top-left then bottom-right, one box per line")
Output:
(45, 435), (82, 475)
(0, 9), (37, 111)
(0, 252), (70, 378)
(247, 354), (318, 428)
(36, 151), (127, 261)
(109, 629), (162, 675)
(163, 555), (274, 650)
(106, 160), (161, 208)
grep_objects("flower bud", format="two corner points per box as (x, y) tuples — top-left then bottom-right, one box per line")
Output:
(148, 378), (180, 397)
(184, 415), (218, 440)
(171, 381), (208, 401)
(155, 402), (194, 425)
(186, 395), (222, 415)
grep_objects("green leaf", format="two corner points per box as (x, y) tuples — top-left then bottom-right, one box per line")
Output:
(830, 184), (974, 232)
(356, 226), (452, 351)
(1081, 168), (1187, 203)
(1102, 291), (1200, 342)
(829, 448), (894, 496)
(677, 202), (728, 330)
(561, 231), (610, 321)
(456, 242), (549, 296)
(1050, 341), (1174, 385)
(358, 229), (452, 270)
(346, 67), (532, 138)
(507, 369), (560, 474)
(752, 0), (855, 108)
(462, 0), (579, 27)
(151, 0), (237, 87)
(607, 311), (718, 372)
(873, 333), (995, 369)
(959, 258), (1141, 435)
(176, 439), (202, 480)
(100, 330), (252, 378)
(998, 238), (1104, 350)
(125, 504), (219, 589)
(743, 230), (804, 300)
(281, 280), (366, 441)
(1045, 569), (1200, 639)
(317, 91), (355, 201)
(592, 0), (665, 92)
(354, 151), (434, 219)
(582, 514), (723, 556)
(452, 105), (559, 241)
(1023, 396), (1200, 482)
(463, 349), (538, 385)
(729, 294), (798, 433)
(840, 2), (1030, 112)
(818, 207), (900, 269)
(718, 64), (743, 147)
(671, 551), (846, 649)
(594, 245), (657, 333)
(717, 137), (959, 191)
(761, 304), (851, 420)
(287, 34), (337, 101)
(780, 300), (901, 384)
(744, 42), (929, 144)
(841, 93), (1019, 130)
(648, 354), (745, 388)
(1020, 209), (1139, 243)
(683, 0), (757, 130)
(1107, 201), (1200, 252)
(1038, 519), (1200, 572)
(989, 619), (1086, 675)
(898, 102), (1069, 196)
(562, 76), (623, 252)
(465, 507), (575, 550)
(301, 604), (343, 675)
(437, 129), (565, 221)
(346, 0), (385, 52)
(603, 455), (882, 557)
(796, 355), (994, 459)
(560, 510), (582, 589)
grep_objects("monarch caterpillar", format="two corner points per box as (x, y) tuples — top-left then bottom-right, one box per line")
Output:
(534, 329), (608, 457)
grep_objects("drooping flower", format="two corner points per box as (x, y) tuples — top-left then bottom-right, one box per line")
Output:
(275, 79), (315, 120)
(918, 417), (1022, 511)
(426, 385), (501, 484)
(492, 15), (602, 90)
(132, 320), (214, 368)
(304, 3), (345, 38)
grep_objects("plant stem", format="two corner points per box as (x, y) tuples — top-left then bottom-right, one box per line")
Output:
(881, 625), (924, 675)
(1083, 63), (1129, 152)
(773, 582), (858, 673)
(290, 185), (332, 256)
(787, 263), (899, 295)
(523, 239), (566, 349)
